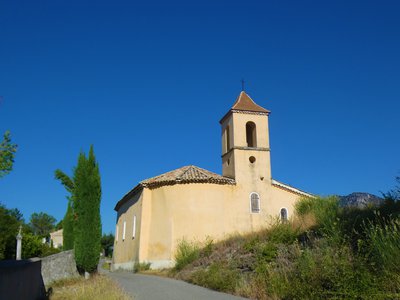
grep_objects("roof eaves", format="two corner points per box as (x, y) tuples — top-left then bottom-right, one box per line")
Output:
(114, 183), (144, 211)
(271, 179), (315, 198)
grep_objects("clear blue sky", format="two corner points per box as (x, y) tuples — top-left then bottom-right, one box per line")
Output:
(1, 1), (399, 234)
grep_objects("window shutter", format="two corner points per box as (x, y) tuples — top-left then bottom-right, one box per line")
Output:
(133, 215), (136, 239)
(250, 193), (260, 213)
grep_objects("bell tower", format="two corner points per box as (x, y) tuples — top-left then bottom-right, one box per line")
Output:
(220, 91), (272, 185)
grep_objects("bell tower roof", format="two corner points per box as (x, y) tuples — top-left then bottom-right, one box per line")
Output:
(220, 91), (270, 124)
(232, 91), (270, 113)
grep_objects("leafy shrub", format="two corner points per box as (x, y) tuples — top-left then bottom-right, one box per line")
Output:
(173, 239), (200, 271)
(263, 241), (377, 300)
(267, 220), (300, 244)
(190, 262), (240, 292)
(202, 237), (214, 257)
(21, 232), (61, 258)
(340, 199), (400, 251)
(40, 245), (61, 257)
(296, 196), (343, 246)
(362, 217), (400, 273)
(171, 196), (400, 299)
(101, 262), (111, 271)
(133, 261), (151, 273)
(296, 197), (339, 233)
(21, 233), (44, 258)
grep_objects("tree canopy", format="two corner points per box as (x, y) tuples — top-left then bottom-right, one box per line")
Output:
(29, 212), (56, 237)
(73, 145), (102, 273)
(55, 169), (75, 250)
(0, 131), (17, 178)
(101, 233), (114, 257)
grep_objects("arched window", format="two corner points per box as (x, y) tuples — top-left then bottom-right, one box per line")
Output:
(246, 122), (257, 147)
(250, 192), (260, 213)
(280, 208), (288, 222)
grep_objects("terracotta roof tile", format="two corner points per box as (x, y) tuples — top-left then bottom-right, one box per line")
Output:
(220, 91), (270, 123)
(231, 91), (270, 113)
(114, 165), (235, 211)
(141, 165), (236, 188)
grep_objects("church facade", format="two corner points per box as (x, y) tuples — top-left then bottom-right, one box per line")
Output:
(112, 91), (312, 270)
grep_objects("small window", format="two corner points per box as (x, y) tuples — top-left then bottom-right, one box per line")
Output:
(132, 215), (137, 239)
(115, 224), (119, 242)
(246, 122), (257, 147)
(250, 192), (260, 213)
(122, 221), (126, 241)
(280, 208), (288, 222)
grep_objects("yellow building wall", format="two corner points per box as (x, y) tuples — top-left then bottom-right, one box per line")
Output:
(124, 181), (303, 269)
(113, 104), (308, 270)
(221, 113), (272, 184)
(112, 191), (143, 269)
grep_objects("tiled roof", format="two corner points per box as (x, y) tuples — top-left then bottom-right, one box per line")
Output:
(231, 91), (270, 113)
(141, 165), (236, 188)
(114, 165), (235, 211)
(220, 91), (270, 124)
(271, 179), (314, 197)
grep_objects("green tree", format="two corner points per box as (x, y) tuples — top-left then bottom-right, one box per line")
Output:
(73, 145), (102, 274)
(29, 212), (56, 237)
(0, 204), (22, 259)
(101, 233), (114, 257)
(21, 231), (44, 259)
(55, 169), (75, 250)
(63, 202), (74, 250)
(55, 220), (63, 230)
(0, 131), (17, 178)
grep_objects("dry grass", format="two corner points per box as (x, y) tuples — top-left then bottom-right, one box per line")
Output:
(49, 275), (131, 300)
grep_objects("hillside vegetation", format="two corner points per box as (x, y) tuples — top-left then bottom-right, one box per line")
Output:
(171, 196), (400, 299)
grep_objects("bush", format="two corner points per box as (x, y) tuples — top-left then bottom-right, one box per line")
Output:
(190, 262), (240, 292)
(40, 245), (61, 257)
(295, 196), (347, 248)
(21, 233), (44, 258)
(267, 220), (300, 244)
(262, 241), (377, 300)
(173, 239), (200, 271)
(362, 216), (400, 273)
(171, 196), (400, 299)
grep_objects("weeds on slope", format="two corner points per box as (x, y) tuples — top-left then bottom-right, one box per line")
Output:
(172, 197), (400, 299)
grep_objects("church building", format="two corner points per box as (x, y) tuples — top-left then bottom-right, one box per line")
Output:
(112, 91), (312, 270)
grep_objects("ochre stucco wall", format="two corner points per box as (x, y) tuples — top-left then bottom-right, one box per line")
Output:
(113, 191), (143, 267)
(113, 94), (311, 270)
(114, 181), (304, 269)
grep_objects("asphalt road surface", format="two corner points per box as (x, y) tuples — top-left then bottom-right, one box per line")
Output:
(107, 271), (248, 300)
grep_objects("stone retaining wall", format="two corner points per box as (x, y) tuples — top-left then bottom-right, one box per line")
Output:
(39, 250), (79, 286)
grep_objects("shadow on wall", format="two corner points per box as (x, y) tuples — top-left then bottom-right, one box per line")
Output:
(0, 259), (47, 300)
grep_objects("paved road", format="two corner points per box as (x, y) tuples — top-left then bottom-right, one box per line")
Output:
(107, 271), (248, 300)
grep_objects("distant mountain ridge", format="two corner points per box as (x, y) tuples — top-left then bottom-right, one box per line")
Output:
(339, 192), (384, 208)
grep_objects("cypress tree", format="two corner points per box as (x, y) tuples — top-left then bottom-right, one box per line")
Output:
(55, 169), (75, 251)
(73, 146), (102, 274)
(62, 201), (74, 250)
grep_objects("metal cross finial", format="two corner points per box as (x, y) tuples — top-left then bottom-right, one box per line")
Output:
(241, 79), (245, 91)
